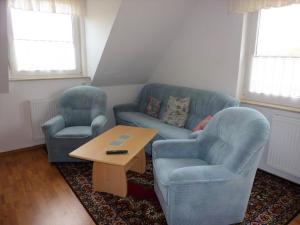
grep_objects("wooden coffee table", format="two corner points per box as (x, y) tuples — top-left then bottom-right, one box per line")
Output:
(69, 125), (157, 197)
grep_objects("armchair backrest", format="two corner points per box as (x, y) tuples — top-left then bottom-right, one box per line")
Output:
(199, 107), (270, 176)
(58, 86), (107, 127)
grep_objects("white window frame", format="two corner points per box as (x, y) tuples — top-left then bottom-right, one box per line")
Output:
(7, 9), (87, 80)
(240, 11), (300, 110)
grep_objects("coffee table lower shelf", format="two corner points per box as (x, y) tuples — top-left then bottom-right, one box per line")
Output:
(92, 149), (146, 197)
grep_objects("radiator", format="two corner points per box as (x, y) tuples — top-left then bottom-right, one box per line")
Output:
(267, 114), (300, 177)
(29, 98), (57, 141)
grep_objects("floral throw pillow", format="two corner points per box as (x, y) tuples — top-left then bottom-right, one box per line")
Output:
(145, 96), (161, 118)
(162, 96), (190, 128)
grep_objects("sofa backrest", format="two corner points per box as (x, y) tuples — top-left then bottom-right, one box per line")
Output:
(137, 83), (239, 129)
(199, 107), (270, 176)
(58, 86), (107, 127)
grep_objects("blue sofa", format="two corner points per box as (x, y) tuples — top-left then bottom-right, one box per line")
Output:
(42, 86), (107, 162)
(152, 107), (270, 225)
(113, 83), (239, 154)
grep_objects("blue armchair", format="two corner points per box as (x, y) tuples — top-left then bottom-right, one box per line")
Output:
(152, 107), (270, 225)
(42, 86), (107, 162)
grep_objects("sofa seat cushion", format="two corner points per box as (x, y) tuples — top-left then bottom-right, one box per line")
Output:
(154, 158), (208, 202)
(117, 112), (192, 139)
(54, 126), (92, 138)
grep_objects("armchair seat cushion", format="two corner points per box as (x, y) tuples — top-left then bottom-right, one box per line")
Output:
(117, 112), (192, 139)
(154, 158), (208, 202)
(54, 126), (92, 138)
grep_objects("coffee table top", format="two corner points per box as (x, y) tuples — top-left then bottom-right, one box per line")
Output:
(69, 125), (158, 166)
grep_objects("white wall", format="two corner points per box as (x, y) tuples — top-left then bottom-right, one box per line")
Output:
(0, 0), (9, 93)
(92, 0), (198, 87)
(150, 0), (243, 97)
(0, 80), (142, 153)
(85, 0), (122, 79)
(0, 79), (90, 152)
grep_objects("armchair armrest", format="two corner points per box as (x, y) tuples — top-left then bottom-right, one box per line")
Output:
(91, 115), (107, 137)
(188, 130), (204, 139)
(113, 103), (139, 113)
(42, 115), (65, 137)
(169, 165), (240, 184)
(152, 139), (200, 160)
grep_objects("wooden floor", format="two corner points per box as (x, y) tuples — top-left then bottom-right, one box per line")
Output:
(0, 148), (299, 225)
(290, 215), (300, 225)
(0, 148), (95, 225)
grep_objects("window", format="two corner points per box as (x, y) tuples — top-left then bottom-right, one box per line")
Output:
(8, 8), (83, 79)
(241, 4), (300, 109)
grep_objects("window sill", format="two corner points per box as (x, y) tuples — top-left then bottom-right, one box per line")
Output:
(240, 99), (300, 113)
(9, 75), (91, 81)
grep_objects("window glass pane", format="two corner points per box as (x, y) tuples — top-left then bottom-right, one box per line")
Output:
(256, 4), (300, 57)
(10, 9), (77, 72)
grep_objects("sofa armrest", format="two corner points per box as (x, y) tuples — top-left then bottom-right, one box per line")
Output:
(91, 115), (107, 137)
(169, 165), (240, 184)
(113, 103), (139, 114)
(42, 115), (65, 137)
(152, 139), (200, 160)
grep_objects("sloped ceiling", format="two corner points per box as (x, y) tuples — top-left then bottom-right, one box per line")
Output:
(92, 0), (198, 86)
(85, 0), (122, 79)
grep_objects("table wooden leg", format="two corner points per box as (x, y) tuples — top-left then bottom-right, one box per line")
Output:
(128, 149), (146, 174)
(92, 162), (127, 197)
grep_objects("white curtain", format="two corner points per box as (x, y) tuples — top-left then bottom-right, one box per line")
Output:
(231, 0), (300, 13)
(249, 56), (300, 98)
(7, 0), (85, 16)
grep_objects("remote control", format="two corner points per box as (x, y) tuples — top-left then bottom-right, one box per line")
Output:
(106, 150), (128, 155)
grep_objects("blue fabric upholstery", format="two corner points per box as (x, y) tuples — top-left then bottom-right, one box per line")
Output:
(54, 126), (92, 138)
(152, 107), (270, 225)
(42, 86), (107, 162)
(117, 112), (192, 139)
(113, 83), (239, 155)
(154, 158), (208, 201)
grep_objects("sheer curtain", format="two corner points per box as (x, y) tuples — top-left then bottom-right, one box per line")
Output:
(7, 0), (85, 16)
(249, 57), (300, 98)
(231, 0), (300, 13)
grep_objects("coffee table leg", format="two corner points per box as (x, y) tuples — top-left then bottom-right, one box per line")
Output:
(92, 162), (127, 197)
(129, 149), (146, 174)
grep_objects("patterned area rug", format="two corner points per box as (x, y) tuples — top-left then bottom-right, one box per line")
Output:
(56, 158), (300, 225)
